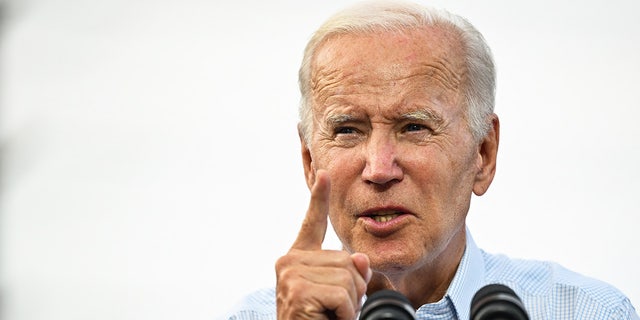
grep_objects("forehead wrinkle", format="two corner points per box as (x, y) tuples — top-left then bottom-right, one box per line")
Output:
(420, 58), (463, 91)
(312, 66), (341, 91)
(311, 64), (355, 106)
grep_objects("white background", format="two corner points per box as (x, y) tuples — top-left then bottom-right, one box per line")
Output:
(1, 0), (639, 319)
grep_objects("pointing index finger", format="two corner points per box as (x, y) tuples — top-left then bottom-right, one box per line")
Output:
(291, 170), (331, 251)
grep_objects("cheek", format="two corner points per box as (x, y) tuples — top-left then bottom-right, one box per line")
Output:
(436, 153), (478, 219)
(322, 151), (363, 240)
(327, 207), (356, 252)
(320, 148), (364, 183)
(403, 145), (476, 204)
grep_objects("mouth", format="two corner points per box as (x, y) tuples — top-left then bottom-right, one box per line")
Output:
(368, 212), (401, 223)
(360, 207), (410, 222)
(358, 207), (412, 236)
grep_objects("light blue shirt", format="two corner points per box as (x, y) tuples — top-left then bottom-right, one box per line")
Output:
(223, 230), (638, 319)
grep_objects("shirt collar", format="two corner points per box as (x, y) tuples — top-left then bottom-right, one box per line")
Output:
(443, 227), (486, 320)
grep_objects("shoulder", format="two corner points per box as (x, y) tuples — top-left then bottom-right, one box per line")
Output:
(219, 287), (277, 320)
(481, 250), (638, 319)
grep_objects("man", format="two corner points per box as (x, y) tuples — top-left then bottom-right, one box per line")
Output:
(225, 1), (638, 319)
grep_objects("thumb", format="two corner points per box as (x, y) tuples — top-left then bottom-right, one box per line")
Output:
(351, 253), (372, 283)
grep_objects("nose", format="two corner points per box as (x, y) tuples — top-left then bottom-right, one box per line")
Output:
(361, 134), (403, 186)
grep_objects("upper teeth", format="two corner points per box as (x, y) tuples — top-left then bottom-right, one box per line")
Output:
(373, 214), (399, 222)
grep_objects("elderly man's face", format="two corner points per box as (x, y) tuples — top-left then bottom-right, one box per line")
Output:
(302, 26), (491, 274)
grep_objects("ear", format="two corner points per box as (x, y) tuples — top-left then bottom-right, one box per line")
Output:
(298, 123), (316, 190)
(473, 114), (500, 196)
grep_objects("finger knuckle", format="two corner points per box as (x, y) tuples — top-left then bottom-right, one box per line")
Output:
(276, 265), (298, 283)
(331, 250), (352, 265)
(334, 268), (352, 284)
(275, 252), (303, 272)
(275, 255), (291, 272)
(334, 286), (351, 302)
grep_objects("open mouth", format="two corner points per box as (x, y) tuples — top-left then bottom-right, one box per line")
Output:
(363, 209), (406, 223)
(360, 208), (411, 236)
(371, 213), (400, 223)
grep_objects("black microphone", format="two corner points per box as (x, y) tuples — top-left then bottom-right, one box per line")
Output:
(470, 284), (529, 320)
(359, 289), (416, 320)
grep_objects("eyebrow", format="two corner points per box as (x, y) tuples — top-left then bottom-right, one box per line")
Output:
(325, 113), (356, 127)
(400, 109), (444, 124)
(324, 108), (444, 127)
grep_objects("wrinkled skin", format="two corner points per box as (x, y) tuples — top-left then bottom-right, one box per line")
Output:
(276, 25), (499, 319)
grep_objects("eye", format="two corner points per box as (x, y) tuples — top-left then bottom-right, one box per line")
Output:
(331, 125), (364, 147)
(403, 123), (429, 132)
(334, 126), (358, 135)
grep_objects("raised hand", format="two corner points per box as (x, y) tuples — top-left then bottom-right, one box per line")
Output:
(275, 170), (372, 320)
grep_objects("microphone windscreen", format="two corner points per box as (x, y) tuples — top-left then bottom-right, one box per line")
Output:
(359, 289), (416, 320)
(470, 284), (529, 320)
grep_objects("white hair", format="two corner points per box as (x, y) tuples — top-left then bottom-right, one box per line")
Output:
(298, 0), (496, 144)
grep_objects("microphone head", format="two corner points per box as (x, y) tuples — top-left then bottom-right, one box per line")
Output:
(470, 284), (529, 320)
(359, 289), (416, 320)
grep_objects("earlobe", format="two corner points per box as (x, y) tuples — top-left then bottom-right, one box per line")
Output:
(299, 124), (316, 190)
(473, 115), (500, 196)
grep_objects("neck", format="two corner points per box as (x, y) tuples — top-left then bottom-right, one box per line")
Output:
(366, 227), (467, 309)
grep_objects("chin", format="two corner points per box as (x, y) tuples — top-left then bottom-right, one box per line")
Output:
(372, 260), (412, 275)
(367, 248), (424, 274)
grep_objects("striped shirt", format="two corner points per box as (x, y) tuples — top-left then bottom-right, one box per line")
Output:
(223, 229), (638, 319)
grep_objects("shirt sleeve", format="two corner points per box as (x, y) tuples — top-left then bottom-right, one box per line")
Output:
(616, 297), (640, 320)
(219, 287), (277, 320)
